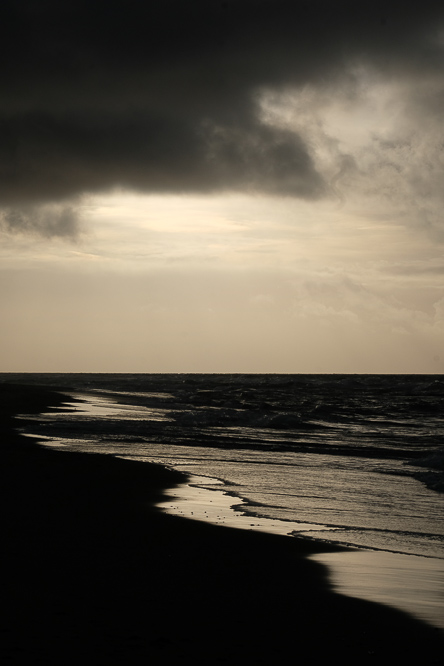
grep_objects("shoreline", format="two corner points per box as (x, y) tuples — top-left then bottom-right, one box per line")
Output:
(158, 472), (444, 630)
(1, 382), (443, 663)
(157, 472), (335, 535)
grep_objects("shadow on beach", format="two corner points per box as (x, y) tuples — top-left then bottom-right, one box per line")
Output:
(0, 383), (442, 664)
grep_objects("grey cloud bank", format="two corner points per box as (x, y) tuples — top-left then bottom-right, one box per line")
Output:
(1, 0), (443, 218)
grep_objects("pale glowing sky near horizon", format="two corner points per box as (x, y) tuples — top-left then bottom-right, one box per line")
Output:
(1, 2), (443, 373)
(3, 182), (443, 373)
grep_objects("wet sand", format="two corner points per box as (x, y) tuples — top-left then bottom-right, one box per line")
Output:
(159, 475), (444, 630)
(1, 383), (443, 664)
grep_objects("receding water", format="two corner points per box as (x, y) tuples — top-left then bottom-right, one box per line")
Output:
(6, 372), (444, 629)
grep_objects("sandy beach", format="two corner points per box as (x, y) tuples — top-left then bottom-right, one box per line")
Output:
(1, 383), (443, 664)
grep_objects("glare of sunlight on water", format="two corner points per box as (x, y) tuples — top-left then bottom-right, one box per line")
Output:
(310, 550), (444, 630)
(157, 475), (334, 536)
(49, 394), (171, 421)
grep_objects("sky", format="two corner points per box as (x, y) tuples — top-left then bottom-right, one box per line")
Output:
(1, 0), (444, 373)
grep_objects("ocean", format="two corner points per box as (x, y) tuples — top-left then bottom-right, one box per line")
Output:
(4, 373), (444, 628)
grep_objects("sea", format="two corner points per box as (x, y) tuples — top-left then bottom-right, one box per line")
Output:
(3, 373), (444, 629)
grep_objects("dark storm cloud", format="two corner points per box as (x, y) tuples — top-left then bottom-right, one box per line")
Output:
(0, 110), (324, 205)
(0, 0), (443, 211)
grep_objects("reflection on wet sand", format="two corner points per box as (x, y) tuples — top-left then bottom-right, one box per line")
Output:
(310, 550), (444, 630)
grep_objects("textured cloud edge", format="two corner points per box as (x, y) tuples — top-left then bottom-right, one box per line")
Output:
(1, 1), (443, 237)
(0, 205), (81, 239)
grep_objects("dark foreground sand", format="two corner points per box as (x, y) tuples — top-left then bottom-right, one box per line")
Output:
(1, 384), (442, 665)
